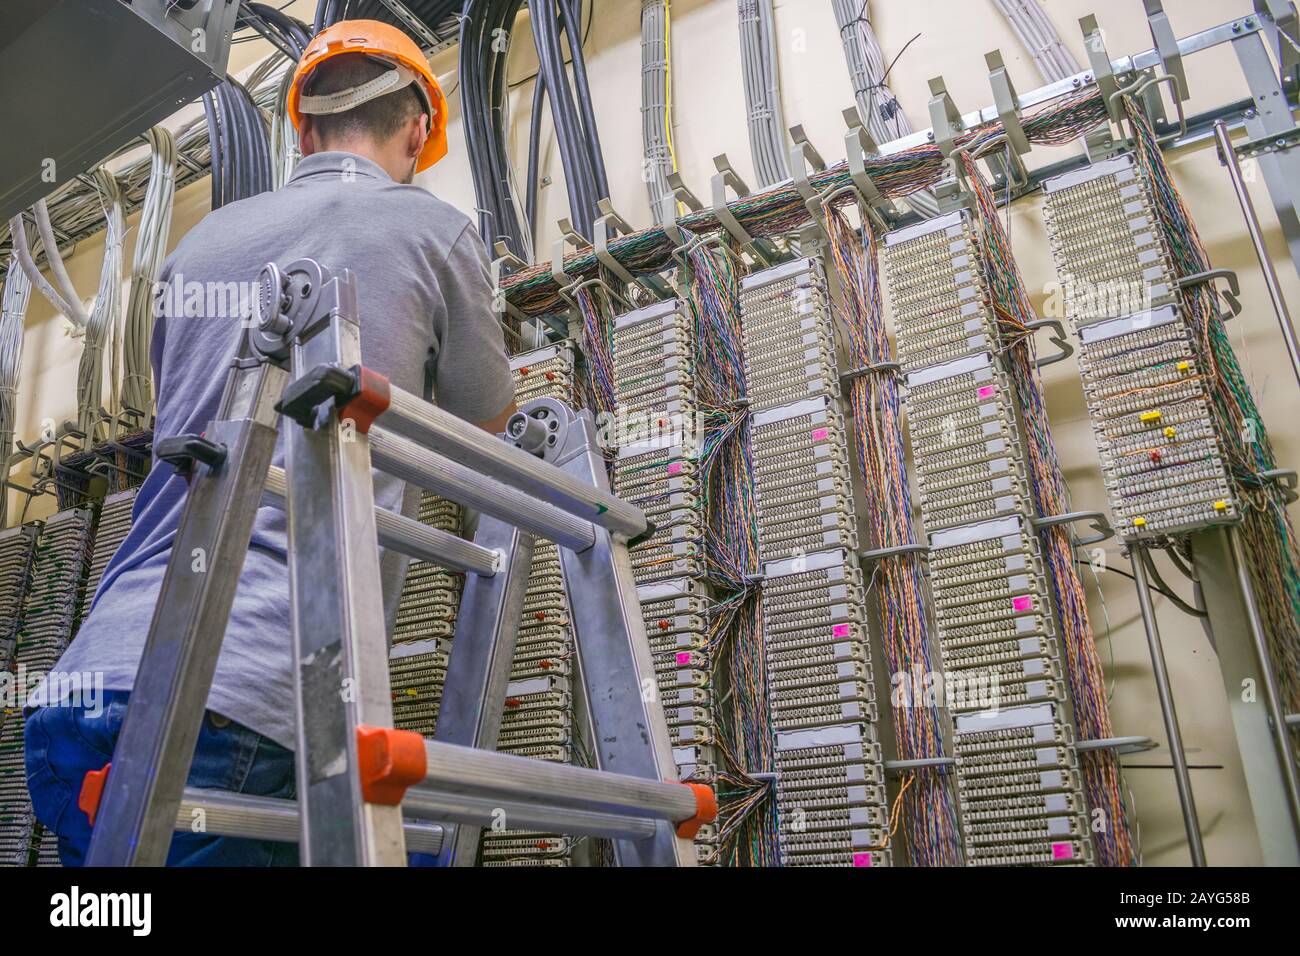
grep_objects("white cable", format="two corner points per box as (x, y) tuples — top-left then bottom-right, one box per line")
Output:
(34, 200), (90, 328)
(7, 214), (84, 328)
(0, 259), (32, 525)
(75, 169), (125, 444)
(123, 127), (177, 415)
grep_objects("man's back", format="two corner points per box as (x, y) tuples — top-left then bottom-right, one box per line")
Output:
(49, 152), (513, 749)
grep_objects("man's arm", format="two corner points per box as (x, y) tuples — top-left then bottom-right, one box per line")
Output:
(431, 224), (517, 432)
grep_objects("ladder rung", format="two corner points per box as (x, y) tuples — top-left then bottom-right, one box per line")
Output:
(370, 427), (597, 552)
(378, 386), (647, 539)
(414, 739), (700, 825)
(178, 788), (445, 854)
(264, 466), (499, 576)
(402, 788), (660, 840)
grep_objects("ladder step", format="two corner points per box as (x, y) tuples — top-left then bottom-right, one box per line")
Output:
(177, 788), (445, 854)
(264, 465), (499, 576)
(414, 738), (704, 826)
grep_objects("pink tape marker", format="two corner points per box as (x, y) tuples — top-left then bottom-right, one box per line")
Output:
(832, 623), (851, 638)
(1051, 842), (1074, 860)
(675, 651), (691, 665)
(1012, 595), (1033, 612)
(667, 461), (683, 475)
(977, 385), (996, 399)
(852, 852), (874, 867)
(811, 427), (830, 441)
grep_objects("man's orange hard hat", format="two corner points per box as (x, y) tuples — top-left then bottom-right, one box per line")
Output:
(287, 19), (448, 172)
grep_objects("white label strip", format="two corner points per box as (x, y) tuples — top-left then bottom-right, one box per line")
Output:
(954, 702), (1057, 734)
(905, 351), (993, 388)
(614, 297), (684, 330)
(929, 514), (1024, 550)
(1042, 154), (1135, 194)
(1079, 305), (1182, 344)
(740, 256), (819, 290)
(884, 209), (966, 247)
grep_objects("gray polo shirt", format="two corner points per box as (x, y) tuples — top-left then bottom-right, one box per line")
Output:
(42, 152), (514, 749)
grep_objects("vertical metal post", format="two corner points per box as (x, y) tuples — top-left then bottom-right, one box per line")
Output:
(534, 400), (695, 867)
(1225, 526), (1300, 836)
(1193, 526), (1300, 864)
(1214, 120), (1300, 390)
(283, 278), (407, 866)
(431, 517), (534, 866)
(1130, 544), (1207, 866)
(85, 359), (287, 866)
(1233, 30), (1300, 284)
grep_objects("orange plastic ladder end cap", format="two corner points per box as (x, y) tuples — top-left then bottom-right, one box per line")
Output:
(356, 725), (426, 805)
(79, 763), (111, 826)
(675, 782), (718, 839)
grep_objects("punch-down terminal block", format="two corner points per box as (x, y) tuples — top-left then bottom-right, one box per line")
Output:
(640, 576), (720, 864)
(883, 212), (1093, 866)
(611, 299), (704, 584)
(476, 347), (582, 866)
(610, 297), (718, 864)
(1041, 155), (1238, 540)
(738, 258), (889, 866)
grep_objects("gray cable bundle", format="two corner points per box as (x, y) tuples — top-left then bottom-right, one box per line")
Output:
(830, 0), (937, 217)
(122, 128), (177, 416)
(737, 0), (790, 188)
(641, 0), (674, 223)
(992, 0), (1080, 83)
(75, 169), (125, 444)
(0, 261), (32, 526)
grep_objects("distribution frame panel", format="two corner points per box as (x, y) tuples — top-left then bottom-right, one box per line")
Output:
(477, 344), (582, 866)
(0, 526), (39, 679)
(1041, 155), (1237, 540)
(610, 297), (718, 864)
(611, 299), (704, 584)
(882, 212), (1093, 866)
(388, 492), (464, 738)
(737, 257), (890, 867)
(0, 509), (93, 867)
(79, 490), (136, 619)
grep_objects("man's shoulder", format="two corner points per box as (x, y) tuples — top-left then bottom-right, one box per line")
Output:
(381, 183), (473, 243)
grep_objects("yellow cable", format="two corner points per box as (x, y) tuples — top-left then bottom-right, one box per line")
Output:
(663, 0), (682, 217)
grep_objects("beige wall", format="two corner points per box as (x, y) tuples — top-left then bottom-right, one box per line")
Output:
(14, 0), (1296, 864)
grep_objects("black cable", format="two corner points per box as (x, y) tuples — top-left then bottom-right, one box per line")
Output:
(529, 0), (595, 236)
(1140, 548), (1208, 619)
(557, 0), (606, 199)
(526, 71), (546, 244)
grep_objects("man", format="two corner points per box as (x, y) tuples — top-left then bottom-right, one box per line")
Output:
(24, 20), (516, 865)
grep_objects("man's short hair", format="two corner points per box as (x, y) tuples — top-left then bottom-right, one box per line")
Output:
(304, 52), (426, 146)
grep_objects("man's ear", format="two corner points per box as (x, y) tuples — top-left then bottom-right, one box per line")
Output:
(406, 113), (429, 161)
(299, 116), (319, 157)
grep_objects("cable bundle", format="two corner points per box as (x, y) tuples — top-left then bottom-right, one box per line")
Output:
(991, 0), (1080, 83)
(500, 89), (1109, 316)
(527, 0), (609, 239)
(122, 128), (177, 417)
(0, 262), (32, 526)
(958, 149), (1138, 866)
(680, 239), (775, 864)
(1124, 97), (1300, 720)
(460, 0), (530, 254)
(736, 0), (789, 188)
(830, 0), (937, 217)
(822, 202), (963, 866)
(203, 77), (275, 209)
(76, 170), (127, 445)
(641, 0), (676, 223)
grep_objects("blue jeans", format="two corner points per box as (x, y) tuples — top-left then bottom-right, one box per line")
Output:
(25, 690), (299, 866)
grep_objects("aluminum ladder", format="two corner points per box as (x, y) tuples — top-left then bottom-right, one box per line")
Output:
(78, 258), (714, 866)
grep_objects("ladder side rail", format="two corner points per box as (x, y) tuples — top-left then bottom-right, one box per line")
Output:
(85, 359), (287, 866)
